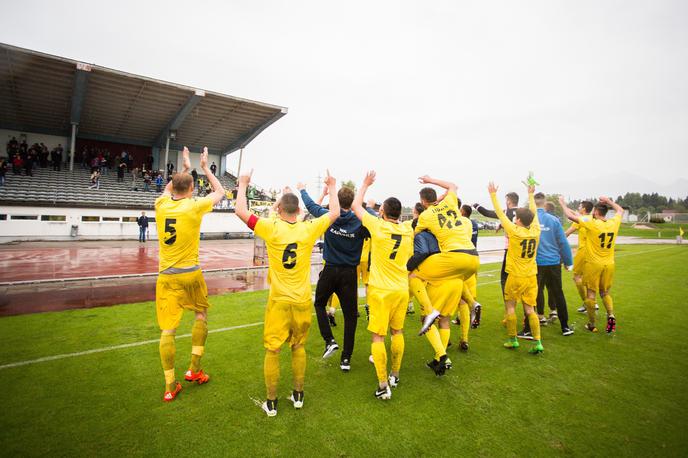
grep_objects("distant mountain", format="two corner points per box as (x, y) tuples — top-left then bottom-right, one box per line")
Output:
(556, 172), (688, 200)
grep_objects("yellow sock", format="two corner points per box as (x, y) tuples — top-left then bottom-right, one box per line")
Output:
(527, 312), (541, 341)
(371, 341), (388, 383)
(291, 346), (307, 392)
(159, 333), (176, 392)
(575, 279), (587, 302)
(190, 319), (208, 372)
(584, 298), (597, 326)
(506, 313), (517, 338)
(602, 295), (614, 317)
(390, 333), (404, 374)
(409, 277), (433, 316)
(439, 327), (450, 350)
(461, 283), (475, 306)
(264, 350), (280, 400)
(459, 302), (470, 342)
(425, 325), (446, 359)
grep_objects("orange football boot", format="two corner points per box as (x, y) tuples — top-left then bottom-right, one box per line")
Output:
(184, 369), (210, 385)
(163, 382), (182, 402)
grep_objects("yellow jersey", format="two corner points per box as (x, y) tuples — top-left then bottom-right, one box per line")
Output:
(254, 214), (331, 303)
(360, 235), (371, 263)
(415, 191), (475, 251)
(578, 213), (622, 266)
(362, 212), (414, 291)
(155, 195), (213, 272)
(571, 214), (592, 251)
(490, 192), (540, 277)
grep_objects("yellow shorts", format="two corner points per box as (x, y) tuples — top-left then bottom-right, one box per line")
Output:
(504, 275), (538, 306)
(327, 293), (340, 310)
(367, 286), (409, 336)
(156, 270), (210, 330)
(263, 298), (312, 351)
(358, 262), (370, 286)
(583, 263), (615, 292)
(427, 278), (463, 317)
(415, 251), (479, 282)
(573, 249), (587, 276)
(462, 274), (477, 303)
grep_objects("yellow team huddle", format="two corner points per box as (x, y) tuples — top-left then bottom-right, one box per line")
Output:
(152, 154), (624, 414)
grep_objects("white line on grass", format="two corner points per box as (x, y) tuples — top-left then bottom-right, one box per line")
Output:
(0, 246), (676, 371)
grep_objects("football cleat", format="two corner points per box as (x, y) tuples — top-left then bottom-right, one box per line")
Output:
(445, 358), (453, 370)
(529, 341), (544, 354)
(426, 355), (447, 376)
(538, 315), (548, 325)
(375, 385), (392, 400)
(471, 303), (482, 328)
(451, 316), (461, 326)
(503, 338), (520, 349)
(262, 399), (278, 417)
(585, 323), (598, 333)
(606, 316), (616, 334)
(406, 302), (415, 315)
(340, 358), (351, 372)
(418, 309), (441, 336)
(562, 327), (575, 336)
(368, 354), (375, 365)
(288, 391), (304, 409)
(163, 382), (182, 402)
(388, 374), (400, 387)
(517, 329), (533, 340)
(184, 369), (210, 385)
(459, 341), (469, 352)
(548, 311), (558, 323)
(322, 340), (339, 359)
(577, 305), (586, 313)
(364, 304), (370, 322)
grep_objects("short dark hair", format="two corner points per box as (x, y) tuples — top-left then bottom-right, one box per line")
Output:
(419, 187), (437, 203)
(172, 173), (193, 194)
(594, 203), (609, 217)
(506, 192), (519, 206)
(534, 192), (546, 207)
(383, 197), (402, 220)
(279, 193), (300, 215)
(516, 208), (534, 227)
(461, 204), (472, 217)
(338, 187), (354, 209)
(545, 202), (556, 214)
(580, 200), (594, 214)
(414, 202), (425, 215)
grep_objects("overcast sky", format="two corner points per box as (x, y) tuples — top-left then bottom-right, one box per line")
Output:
(2, 0), (687, 205)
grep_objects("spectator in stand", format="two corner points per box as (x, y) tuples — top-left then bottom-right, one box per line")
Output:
(146, 153), (154, 171)
(7, 137), (18, 156)
(198, 177), (205, 195)
(137, 211), (149, 243)
(191, 168), (198, 188)
(117, 161), (126, 182)
(131, 167), (139, 191)
(210, 162), (217, 175)
(89, 169), (101, 190)
(24, 150), (35, 176)
(0, 158), (7, 186)
(204, 181), (211, 196)
(12, 154), (23, 175)
(100, 154), (108, 176)
(51, 145), (63, 171)
(143, 171), (152, 192)
(155, 173), (164, 192)
(39, 143), (49, 168)
(19, 139), (28, 155)
(166, 161), (174, 178)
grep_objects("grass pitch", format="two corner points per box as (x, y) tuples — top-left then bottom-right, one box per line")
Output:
(1, 245), (686, 457)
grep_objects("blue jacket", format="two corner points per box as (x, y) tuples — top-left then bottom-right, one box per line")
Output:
(536, 208), (573, 267)
(300, 189), (369, 267)
(407, 230), (440, 272)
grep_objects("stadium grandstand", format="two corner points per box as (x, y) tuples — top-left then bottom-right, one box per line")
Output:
(0, 43), (286, 241)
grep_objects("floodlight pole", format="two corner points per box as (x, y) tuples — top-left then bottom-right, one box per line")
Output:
(69, 123), (77, 172)
(237, 148), (244, 178)
(163, 134), (170, 175)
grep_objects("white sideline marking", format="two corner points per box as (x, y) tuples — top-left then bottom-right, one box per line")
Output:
(0, 246), (677, 371)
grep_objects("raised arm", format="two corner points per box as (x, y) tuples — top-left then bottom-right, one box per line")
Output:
(418, 175), (457, 195)
(353, 171), (376, 221)
(527, 184), (539, 228)
(181, 146), (191, 174)
(599, 196), (624, 218)
(564, 225), (578, 238)
(473, 203), (498, 219)
(488, 182), (515, 233)
(324, 170), (339, 224)
(315, 185), (328, 206)
(297, 182), (328, 218)
(200, 147), (225, 205)
(558, 196), (581, 223)
(235, 169), (253, 224)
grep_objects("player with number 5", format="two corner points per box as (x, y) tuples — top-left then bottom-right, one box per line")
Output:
(154, 146), (226, 402)
(235, 168), (339, 416)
